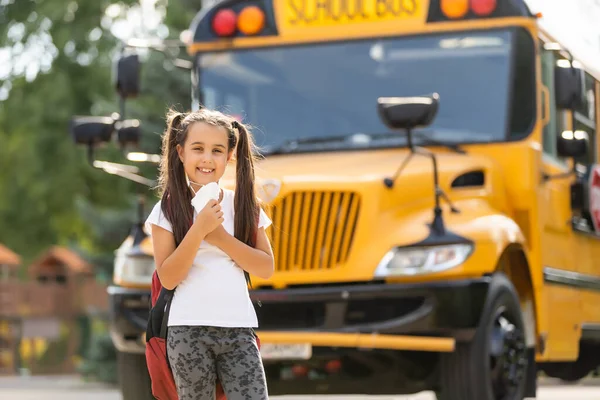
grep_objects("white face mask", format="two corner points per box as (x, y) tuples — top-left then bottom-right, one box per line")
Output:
(190, 181), (220, 213)
(185, 173), (200, 194)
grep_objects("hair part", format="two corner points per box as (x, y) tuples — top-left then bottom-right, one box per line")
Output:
(157, 108), (259, 248)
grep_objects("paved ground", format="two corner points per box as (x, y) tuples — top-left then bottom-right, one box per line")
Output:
(1, 375), (600, 399)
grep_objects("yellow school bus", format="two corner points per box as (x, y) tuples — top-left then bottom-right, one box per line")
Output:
(106, 0), (600, 399)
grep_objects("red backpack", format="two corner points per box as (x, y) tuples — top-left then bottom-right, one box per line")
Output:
(145, 272), (182, 400)
(145, 213), (261, 400)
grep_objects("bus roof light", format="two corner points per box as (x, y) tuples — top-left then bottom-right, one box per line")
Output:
(471, 0), (497, 16)
(441, 0), (469, 19)
(212, 8), (237, 37)
(238, 5), (265, 36)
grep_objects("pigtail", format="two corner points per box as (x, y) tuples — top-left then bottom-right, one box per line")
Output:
(232, 120), (259, 248)
(155, 109), (258, 251)
(160, 110), (193, 247)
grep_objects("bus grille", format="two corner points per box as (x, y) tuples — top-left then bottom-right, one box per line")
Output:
(266, 191), (361, 271)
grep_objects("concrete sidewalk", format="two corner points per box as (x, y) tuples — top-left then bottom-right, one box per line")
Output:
(0, 375), (115, 391)
(1, 374), (599, 394)
(2, 375), (600, 400)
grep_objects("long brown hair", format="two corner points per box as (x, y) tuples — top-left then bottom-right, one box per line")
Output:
(157, 108), (259, 248)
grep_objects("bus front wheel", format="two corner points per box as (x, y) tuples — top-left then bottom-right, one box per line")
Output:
(437, 273), (529, 400)
(117, 351), (154, 400)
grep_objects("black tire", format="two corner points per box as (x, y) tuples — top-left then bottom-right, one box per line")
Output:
(559, 369), (592, 383)
(540, 342), (599, 383)
(117, 351), (155, 400)
(437, 272), (529, 400)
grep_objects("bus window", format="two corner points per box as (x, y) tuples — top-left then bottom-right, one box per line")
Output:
(508, 29), (536, 139)
(573, 73), (597, 165)
(197, 28), (531, 152)
(224, 93), (246, 120)
(203, 87), (218, 109)
(540, 43), (567, 162)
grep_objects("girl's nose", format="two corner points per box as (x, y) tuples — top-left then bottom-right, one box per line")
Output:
(200, 153), (212, 163)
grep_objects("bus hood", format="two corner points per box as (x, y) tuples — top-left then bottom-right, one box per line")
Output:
(225, 149), (502, 204)
(221, 148), (508, 285)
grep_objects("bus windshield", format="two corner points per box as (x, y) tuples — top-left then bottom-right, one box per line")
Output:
(198, 29), (520, 153)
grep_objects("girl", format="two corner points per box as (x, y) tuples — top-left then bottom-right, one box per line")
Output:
(145, 108), (274, 400)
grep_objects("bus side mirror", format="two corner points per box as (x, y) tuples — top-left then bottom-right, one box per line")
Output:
(116, 119), (142, 147)
(377, 93), (439, 130)
(554, 61), (585, 110)
(557, 130), (588, 159)
(70, 116), (115, 145)
(115, 53), (141, 99)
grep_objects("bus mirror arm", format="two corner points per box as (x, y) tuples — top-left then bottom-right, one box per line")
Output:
(415, 143), (460, 232)
(383, 128), (460, 236)
(377, 94), (460, 237)
(542, 168), (576, 183)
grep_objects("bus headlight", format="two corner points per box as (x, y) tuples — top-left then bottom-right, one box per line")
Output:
(114, 252), (155, 286)
(374, 244), (473, 277)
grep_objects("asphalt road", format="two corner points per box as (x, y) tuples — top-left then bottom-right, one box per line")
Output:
(2, 376), (600, 399)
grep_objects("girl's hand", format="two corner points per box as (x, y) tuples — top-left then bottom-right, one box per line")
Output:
(195, 199), (223, 233)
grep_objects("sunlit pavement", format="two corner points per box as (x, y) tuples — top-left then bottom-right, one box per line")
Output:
(1, 375), (600, 400)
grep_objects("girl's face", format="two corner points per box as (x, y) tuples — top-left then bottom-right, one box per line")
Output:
(177, 122), (232, 188)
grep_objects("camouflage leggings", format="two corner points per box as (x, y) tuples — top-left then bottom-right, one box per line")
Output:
(167, 325), (268, 400)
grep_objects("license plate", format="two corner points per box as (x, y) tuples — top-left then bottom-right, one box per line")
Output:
(260, 343), (312, 360)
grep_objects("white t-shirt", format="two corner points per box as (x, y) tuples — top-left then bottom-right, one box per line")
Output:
(145, 188), (272, 328)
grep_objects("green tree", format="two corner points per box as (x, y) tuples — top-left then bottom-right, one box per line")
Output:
(1, 0), (202, 382)
(0, 0), (198, 265)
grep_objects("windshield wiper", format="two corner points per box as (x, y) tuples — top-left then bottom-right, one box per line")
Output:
(364, 131), (466, 154)
(416, 136), (466, 154)
(263, 135), (352, 154)
(262, 131), (467, 155)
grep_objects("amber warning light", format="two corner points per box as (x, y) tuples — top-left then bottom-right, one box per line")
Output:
(212, 5), (266, 37)
(441, 0), (497, 19)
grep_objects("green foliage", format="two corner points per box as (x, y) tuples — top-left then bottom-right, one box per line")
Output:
(76, 315), (92, 357)
(0, 0), (201, 385)
(0, 0), (197, 266)
(78, 331), (118, 384)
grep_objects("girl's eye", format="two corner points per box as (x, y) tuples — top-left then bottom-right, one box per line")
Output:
(213, 149), (222, 153)
(193, 147), (203, 152)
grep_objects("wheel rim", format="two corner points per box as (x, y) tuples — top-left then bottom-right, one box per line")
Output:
(488, 305), (527, 399)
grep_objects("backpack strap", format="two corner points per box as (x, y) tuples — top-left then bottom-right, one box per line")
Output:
(159, 289), (174, 338)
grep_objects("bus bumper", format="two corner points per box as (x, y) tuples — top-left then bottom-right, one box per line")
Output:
(107, 286), (150, 354)
(252, 277), (490, 343)
(251, 277), (491, 395)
